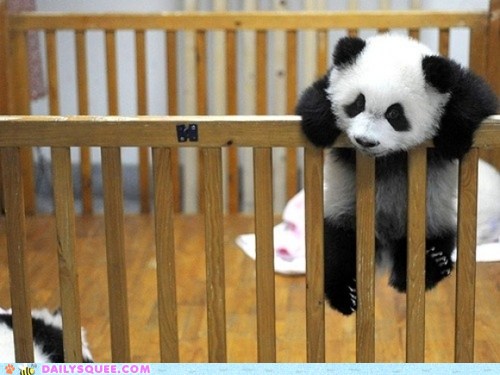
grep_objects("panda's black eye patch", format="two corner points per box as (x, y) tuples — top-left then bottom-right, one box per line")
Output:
(385, 103), (410, 131)
(344, 93), (365, 118)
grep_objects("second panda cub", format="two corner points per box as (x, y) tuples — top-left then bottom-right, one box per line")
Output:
(296, 34), (497, 315)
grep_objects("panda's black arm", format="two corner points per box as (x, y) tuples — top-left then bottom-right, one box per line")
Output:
(430, 59), (498, 159)
(296, 74), (341, 148)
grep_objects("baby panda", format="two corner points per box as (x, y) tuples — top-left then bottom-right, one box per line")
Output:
(0, 308), (94, 362)
(296, 34), (498, 315)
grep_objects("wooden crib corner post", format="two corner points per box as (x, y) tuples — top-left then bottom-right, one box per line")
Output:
(0, 0), (9, 214)
(487, 0), (500, 97)
(0, 0), (8, 116)
(0, 146), (34, 362)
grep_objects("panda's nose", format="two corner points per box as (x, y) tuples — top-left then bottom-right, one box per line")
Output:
(354, 137), (380, 148)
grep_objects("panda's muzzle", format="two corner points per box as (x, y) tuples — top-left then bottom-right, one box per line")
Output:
(354, 136), (380, 149)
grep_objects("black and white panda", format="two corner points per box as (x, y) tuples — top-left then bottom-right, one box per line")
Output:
(296, 33), (498, 315)
(0, 308), (94, 362)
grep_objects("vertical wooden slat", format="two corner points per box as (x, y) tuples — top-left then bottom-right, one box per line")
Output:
(469, 22), (488, 78)
(166, 30), (181, 213)
(105, 30), (118, 115)
(136, 29), (150, 214)
(409, 29), (420, 40)
(254, 30), (276, 362)
(455, 148), (479, 363)
(101, 147), (130, 362)
(0, 0), (8, 115)
(45, 30), (59, 115)
(286, 30), (298, 200)
(355, 152), (375, 363)
(439, 29), (450, 57)
(197, 30), (207, 213)
(487, 0), (500, 96)
(75, 30), (93, 214)
(0, 0), (8, 213)
(304, 146), (325, 363)
(1, 147), (34, 362)
(202, 147), (227, 362)
(51, 147), (83, 362)
(316, 30), (328, 76)
(11, 31), (35, 214)
(152, 147), (179, 362)
(256, 30), (267, 115)
(226, 30), (239, 213)
(406, 148), (427, 363)
(254, 147), (276, 362)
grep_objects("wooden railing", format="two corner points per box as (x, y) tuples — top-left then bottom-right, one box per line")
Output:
(0, 115), (498, 363)
(2, 8), (498, 215)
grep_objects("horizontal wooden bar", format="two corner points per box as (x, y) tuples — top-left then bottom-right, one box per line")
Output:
(8, 11), (487, 31)
(0, 115), (498, 148)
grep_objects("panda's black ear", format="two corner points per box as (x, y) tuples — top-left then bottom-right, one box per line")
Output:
(333, 37), (366, 68)
(296, 73), (340, 148)
(431, 60), (498, 159)
(422, 55), (458, 93)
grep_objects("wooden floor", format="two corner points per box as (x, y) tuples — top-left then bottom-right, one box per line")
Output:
(0, 214), (498, 363)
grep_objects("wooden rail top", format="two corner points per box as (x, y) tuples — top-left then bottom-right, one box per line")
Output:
(0, 115), (498, 149)
(7, 11), (489, 31)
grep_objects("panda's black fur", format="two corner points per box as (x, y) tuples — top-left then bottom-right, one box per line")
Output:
(296, 34), (497, 315)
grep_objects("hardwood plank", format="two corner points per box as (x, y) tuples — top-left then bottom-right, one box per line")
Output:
(0, 215), (498, 362)
(286, 30), (298, 201)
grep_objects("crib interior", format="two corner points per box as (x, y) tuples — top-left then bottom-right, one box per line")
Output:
(0, 1), (499, 364)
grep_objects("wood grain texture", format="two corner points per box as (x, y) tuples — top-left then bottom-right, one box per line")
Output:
(0, 214), (499, 363)
(152, 147), (179, 362)
(455, 148), (479, 363)
(202, 148), (227, 362)
(8, 12), (488, 30)
(0, 147), (34, 362)
(75, 30), (93, 214)
(253, 147), (276, 362)
(406, 148), (426, 363)
(51, 147), (83, 362)
(101, 147), (131, 362)
(355, 152), (376, 363)
(304, 146), (324, 362)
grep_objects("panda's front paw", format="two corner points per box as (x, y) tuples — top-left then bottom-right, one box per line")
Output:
(325, 278), (357, 315)
(425, 246), (453, 289)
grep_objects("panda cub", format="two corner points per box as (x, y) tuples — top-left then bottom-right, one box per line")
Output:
(296, 34), (498, 315)
(0, 308), (94, 362)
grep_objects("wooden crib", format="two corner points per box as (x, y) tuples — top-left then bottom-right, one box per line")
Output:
(0, 1), (499, 363)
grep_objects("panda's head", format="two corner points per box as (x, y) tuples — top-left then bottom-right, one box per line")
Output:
(327, 34), (450, 156)
(297, 33), (496, 159)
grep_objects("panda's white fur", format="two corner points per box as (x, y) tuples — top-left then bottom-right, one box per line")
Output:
(0, 307), (93, 363)
(323, 152), (459, 240)
(296, 33), (498, 315)
(327, 34), (450, 156)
